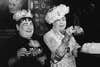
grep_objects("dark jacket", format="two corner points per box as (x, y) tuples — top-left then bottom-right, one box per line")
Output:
(0, 33), (51, 67)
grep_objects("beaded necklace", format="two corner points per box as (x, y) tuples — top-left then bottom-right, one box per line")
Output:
(52, 28), (64, 42)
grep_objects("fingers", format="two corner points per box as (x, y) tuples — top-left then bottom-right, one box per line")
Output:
(17, 48), (28, 58)
(74, 26), (84, 34)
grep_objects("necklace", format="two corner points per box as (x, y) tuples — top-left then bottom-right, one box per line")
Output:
(52, 29), (64, 41)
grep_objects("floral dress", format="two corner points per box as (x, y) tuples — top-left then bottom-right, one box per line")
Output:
(44, 29), (80, 67)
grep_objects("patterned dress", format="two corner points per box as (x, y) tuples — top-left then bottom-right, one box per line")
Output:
(44, 29), (80, 67)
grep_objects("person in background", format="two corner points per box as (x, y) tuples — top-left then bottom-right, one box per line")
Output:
(8, 0), (25, 14)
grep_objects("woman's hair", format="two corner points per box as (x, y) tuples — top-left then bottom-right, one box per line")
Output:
(16, 17), (34, 25)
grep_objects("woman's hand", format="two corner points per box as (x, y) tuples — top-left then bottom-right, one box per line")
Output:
(73, 26), (84, 35)
(30, 48), (42, 56)
(17, 48), (28, 58)
(65, 26), (84, 35)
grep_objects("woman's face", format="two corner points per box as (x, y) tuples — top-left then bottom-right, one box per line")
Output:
(53, 17), (67, 31)
(17, 18), (34, 39)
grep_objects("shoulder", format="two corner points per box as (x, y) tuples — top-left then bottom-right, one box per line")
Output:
(43, 30), (58, 46)
(43, 29), (55, 40)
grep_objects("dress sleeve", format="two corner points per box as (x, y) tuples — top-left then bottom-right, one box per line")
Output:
(43, 33), (59, 52)
(50, 37), (70, 63)
(68, 36), (81, 57)
(68, 36), (81, 52)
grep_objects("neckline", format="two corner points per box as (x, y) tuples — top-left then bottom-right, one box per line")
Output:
(51, 29), (64, 40)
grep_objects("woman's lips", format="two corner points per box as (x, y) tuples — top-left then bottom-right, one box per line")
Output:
(26, 30), (32, 32)
(59, 24), (64, 27)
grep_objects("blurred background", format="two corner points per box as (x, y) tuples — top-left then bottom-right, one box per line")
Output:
(0, 0), (98, 67)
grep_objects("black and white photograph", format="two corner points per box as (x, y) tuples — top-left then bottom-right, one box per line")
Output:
(0, 0), (97, 67)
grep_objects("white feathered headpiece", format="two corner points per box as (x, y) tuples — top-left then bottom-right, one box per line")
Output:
(13, 9), (33, 21)
(45, 4), (69, 24)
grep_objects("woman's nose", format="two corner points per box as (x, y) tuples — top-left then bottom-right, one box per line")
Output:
(27, 27), (32, 30)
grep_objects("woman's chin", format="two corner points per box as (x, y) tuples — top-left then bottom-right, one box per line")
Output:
(21, 34), (32, 39)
